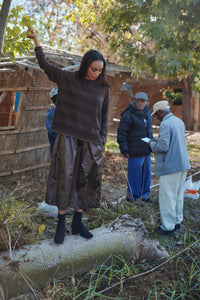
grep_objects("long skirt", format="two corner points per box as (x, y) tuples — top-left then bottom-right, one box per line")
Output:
(46, 134), (103, 210)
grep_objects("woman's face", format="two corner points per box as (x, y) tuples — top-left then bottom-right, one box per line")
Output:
(84, 60), (103, 81)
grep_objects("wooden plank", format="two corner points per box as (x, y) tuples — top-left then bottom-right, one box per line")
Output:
(0, 170), (12, 176)
(21, 127), (46, 133)
(12, 162), (50, 175)
(0, 127), (46, 135)
(0, 149), (15, 155)
(0, 92), (8, 104)
(0, 126), (16, 131)
(0, 162), (50, 177)
(24, 105), (50, 111)
(0, 87), (53, 92)
(0, 143), (49, 155)
(15, 143), (49, 153)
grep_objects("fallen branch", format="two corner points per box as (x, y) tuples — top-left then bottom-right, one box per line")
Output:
(0, 215), (168, 299)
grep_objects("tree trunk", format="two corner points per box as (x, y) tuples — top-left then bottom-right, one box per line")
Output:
(0, 215), (168, 299)
(0, 0), (12, 60)
(193, 92), (199, 131)
(182, 77), (193, 130)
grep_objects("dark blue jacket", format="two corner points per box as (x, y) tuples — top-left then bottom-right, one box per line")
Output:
(117, 101), (153, 157)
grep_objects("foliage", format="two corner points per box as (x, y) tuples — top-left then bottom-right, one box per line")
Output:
(105, 136), (120, 153)
(148, 246), (200, 299)
(19, 0), (77, 51)
(187, 144), (200, 162)
(1, 4), (35, 61)
(65, 0), (200, 129)
(163, 88), (183, 105)
(44, 254), (141, 299)
(43, 238), (200, 299)
(190, 72), (200, 92)
(67, 0), (200, 79)
(0, 184), (45, 251)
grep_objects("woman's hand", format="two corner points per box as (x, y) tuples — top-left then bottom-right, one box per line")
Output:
(27, 27), (40, 47)
(27, 26), (36, 39)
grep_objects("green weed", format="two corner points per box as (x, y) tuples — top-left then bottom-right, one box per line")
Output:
(45, 254), (139, 299)
(105, 136), (120, 152)
(0, 186), (45, 251)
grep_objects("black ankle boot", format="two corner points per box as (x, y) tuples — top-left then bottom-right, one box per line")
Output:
(54, 214), (66, 243)
(71, 211), (93, 239)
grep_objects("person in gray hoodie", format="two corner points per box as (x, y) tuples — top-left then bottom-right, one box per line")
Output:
(150, 100), (190, 235)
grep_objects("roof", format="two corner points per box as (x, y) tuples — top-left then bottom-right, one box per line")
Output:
(0, 45), (132, 77)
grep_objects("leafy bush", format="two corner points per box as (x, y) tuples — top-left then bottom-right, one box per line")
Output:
(163, 88), (183, 105)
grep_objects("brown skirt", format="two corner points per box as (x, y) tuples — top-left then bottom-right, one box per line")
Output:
(46, 135), (103, 210)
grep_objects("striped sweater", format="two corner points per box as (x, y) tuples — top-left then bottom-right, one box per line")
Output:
(35, 46), (110, 145)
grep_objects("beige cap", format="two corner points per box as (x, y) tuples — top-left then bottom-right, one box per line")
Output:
(152, 100), (170, 115)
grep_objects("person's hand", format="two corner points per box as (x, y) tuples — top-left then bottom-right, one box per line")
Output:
(27, 26), (36, 39)
(149, 138), (157, 144)
(27, 27), (40, 46)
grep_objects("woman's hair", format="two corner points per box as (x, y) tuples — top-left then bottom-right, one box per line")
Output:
(78, 50), (107, 86)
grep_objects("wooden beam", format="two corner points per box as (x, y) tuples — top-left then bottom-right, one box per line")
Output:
(12, 162), (50, 175)
(0, 92), (8, 104)
(0, 87), (53, 92)
(0, 143), (49, 155)
(0, 162), (50, 177)
(24, 105), (51, 111)
(0, 127), (46, 135)
(15, 143), (50, 153)
(0, 126), (16, 132)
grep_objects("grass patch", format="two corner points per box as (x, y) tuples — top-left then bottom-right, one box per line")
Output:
(0, 135), (200, 298)
(43, 254), (142, 299)
(0, 184), (47, 251)
(187, 144), (200, 161)
(105, 136), (120, 152)
(43, 241), (200, 299)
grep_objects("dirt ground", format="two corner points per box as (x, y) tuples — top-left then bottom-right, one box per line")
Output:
(0, 130), (200, 299)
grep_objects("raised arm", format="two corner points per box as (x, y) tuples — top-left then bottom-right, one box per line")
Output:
(26, 26), (62, 84)
(27, 27), (40, 47)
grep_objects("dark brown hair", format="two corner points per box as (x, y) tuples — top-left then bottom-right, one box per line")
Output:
(78, 50), (107, 86)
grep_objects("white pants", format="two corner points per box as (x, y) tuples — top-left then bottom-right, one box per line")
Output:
(159, 171), (187, 231)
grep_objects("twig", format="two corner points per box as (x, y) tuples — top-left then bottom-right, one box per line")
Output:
(6, 225), (12, 260)
(0, 248), (31, 272)
(19, 271), (42, 299)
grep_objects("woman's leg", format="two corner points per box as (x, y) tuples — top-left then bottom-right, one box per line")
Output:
(54, 209), (66, 244)
(71, 209), (93, 238)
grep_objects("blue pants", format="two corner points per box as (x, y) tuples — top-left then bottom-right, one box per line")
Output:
(127, 155), (151, 200)
(48, 132), (57, 157)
